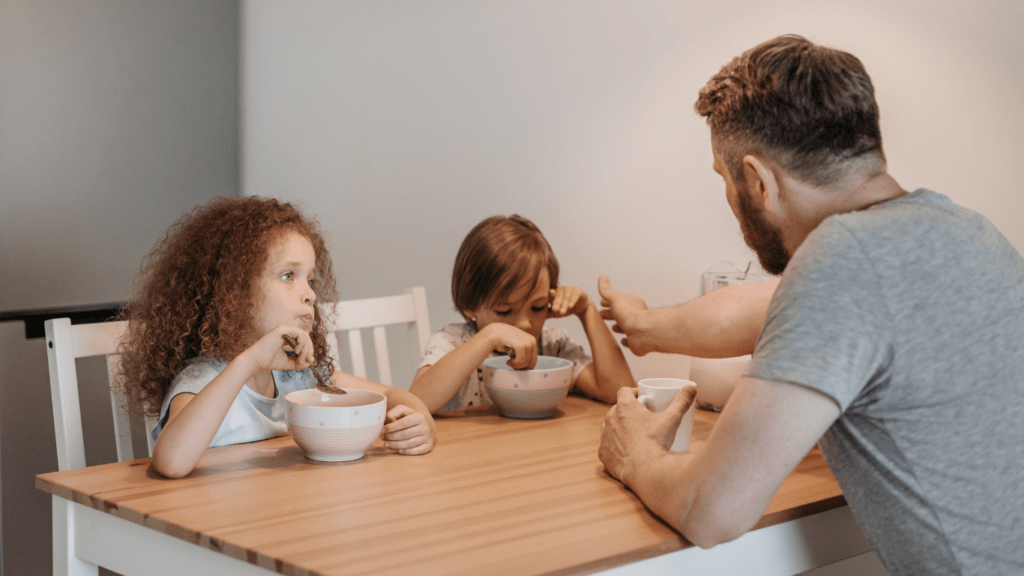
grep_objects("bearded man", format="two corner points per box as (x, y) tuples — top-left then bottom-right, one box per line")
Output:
(598, 34), (1024, 576)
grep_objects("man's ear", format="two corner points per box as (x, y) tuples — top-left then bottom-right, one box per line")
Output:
(742, 155), (779, 211)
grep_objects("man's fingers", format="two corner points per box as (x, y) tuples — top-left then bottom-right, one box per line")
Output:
(616, 386), (639, 403)
(669, 385), (698, 415)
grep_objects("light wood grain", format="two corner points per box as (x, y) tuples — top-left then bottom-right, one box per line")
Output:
(37, 396), (844, 576)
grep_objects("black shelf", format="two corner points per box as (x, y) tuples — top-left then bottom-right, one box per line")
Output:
(0, 303), (127, 339)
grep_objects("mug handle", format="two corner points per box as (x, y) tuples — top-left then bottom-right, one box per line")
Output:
(637, 394), (652, 410)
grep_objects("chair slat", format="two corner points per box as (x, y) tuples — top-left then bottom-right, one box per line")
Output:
(108, 355), (135, 463)
(348, 328), (367, 379)
(373, 326), (392, 386)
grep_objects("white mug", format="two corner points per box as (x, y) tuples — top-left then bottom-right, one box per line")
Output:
(637, 378), (697, 453)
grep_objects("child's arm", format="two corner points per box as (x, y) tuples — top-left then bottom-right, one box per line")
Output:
(332, 372), (436, 455)
(549, 286), (635, 404)
(151, 325), (317, 478)
(410, 323), (539, 413)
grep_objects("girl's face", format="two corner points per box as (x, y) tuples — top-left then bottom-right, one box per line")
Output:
(253, 231), (318, 340)
(467, 268), (550, 340)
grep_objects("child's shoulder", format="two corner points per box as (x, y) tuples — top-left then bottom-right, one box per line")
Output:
(172, 356), (227, 385)
(433, 322), (476, 340)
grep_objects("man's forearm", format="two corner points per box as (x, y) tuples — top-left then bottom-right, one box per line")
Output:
(642, 279), (778, 358)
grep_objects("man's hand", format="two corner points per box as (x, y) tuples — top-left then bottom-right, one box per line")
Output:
(599, 385), (696, 486)
(597, 275), (657, 356)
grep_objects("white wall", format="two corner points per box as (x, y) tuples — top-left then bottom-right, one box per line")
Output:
(241, 0), (1024, 386)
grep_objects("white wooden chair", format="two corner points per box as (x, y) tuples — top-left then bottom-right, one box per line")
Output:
(45, 317), (153, 472)
(325, 286), (431, 386)
(45, 316), (156, 576)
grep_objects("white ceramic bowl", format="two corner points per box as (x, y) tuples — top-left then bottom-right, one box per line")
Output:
(688, 355), (751, 411)
(482, 355), (573, 419)
(284, 388), (387, 462)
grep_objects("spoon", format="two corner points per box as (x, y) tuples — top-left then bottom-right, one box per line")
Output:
(281, 334), (347, 394)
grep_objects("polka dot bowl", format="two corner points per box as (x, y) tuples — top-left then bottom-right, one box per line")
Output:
(482, 355), (573, 419)
(284, 388), (386, 462)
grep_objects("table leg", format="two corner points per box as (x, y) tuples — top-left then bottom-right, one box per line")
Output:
(53, 495), (99, 576)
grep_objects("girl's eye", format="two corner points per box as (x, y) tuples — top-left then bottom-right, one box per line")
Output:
(532, 306), (547, 312)
(281, 272), (293, 281)
(307, 278), (315, 287)
(494, 309), (512, 316)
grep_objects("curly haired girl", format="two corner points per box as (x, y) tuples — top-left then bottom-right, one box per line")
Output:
(119, 196), (434, 478)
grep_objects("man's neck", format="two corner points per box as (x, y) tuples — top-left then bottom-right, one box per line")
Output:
(844, 171), (908, 212)
(781, 170), (908, 255)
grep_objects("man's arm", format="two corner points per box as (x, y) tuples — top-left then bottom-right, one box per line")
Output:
(598, 275), (779, 358)
(599, 376), (839, 547)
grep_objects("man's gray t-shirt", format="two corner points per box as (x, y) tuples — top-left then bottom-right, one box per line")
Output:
(748, 189), (1024, 575)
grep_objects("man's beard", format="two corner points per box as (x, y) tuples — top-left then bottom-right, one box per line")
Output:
(735, 184), (790, 276)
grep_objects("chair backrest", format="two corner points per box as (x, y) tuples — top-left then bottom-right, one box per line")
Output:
(325, 286), (431, 386)
(44, 317), (153, 471)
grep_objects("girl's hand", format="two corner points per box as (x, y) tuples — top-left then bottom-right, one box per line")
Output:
(381, 405), (435, 455)
(549, 286), (592, 318)
(480, 322), (538, 370)
(246, 325), (316, 373)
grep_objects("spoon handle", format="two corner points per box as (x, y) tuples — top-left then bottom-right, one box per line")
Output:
(281, 334), (346, 394)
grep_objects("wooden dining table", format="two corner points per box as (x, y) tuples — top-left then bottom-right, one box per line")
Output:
(37, 395), (873, 576)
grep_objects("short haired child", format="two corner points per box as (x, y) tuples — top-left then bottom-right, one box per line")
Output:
(410, 214), (634, 413)
(118, 196), (435, 478)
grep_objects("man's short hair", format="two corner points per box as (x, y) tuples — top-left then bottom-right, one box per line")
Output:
(695, 35), (885, 187)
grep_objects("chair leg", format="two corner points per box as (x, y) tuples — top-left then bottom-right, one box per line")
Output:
(53, 495), (99, 576)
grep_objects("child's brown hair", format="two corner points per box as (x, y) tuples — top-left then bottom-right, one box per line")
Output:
(451, 215), (559, 321)
(117, 196), (338, 418)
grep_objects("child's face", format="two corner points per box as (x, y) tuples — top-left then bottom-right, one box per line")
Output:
(468, 269), (550, 340)
(254, 231), (318, 340)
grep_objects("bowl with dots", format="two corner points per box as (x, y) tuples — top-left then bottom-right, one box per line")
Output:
(284, 388), (386, 462)
(482, 355), (574, 419)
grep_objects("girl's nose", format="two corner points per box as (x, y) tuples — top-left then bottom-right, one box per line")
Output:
(303, 283), (316, 305)
(514, 313), (532, 333)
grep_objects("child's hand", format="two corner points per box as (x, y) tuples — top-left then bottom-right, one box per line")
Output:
(381, 405), (435, 455)
(481, 323), (538, 370)
(548, 286), (592, 318)
(246, 325), (316, 373)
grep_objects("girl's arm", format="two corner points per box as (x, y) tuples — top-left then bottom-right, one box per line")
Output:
(151, 325), (316, 478)
(333, 372), (436, 455)
(409, 323), (539, 414)
(550, 286), (635, 404)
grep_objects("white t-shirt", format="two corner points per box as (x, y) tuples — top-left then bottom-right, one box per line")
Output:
(418, 322), (591, 412)
(150, 357), (318, 448)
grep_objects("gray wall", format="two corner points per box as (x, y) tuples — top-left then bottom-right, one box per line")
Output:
(0, 1), (239, 574)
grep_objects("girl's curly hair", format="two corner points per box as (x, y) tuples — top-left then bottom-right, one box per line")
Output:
(117, 196), (338, 419)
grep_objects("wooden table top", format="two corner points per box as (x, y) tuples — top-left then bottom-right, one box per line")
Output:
(37, 396), (844, 576)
